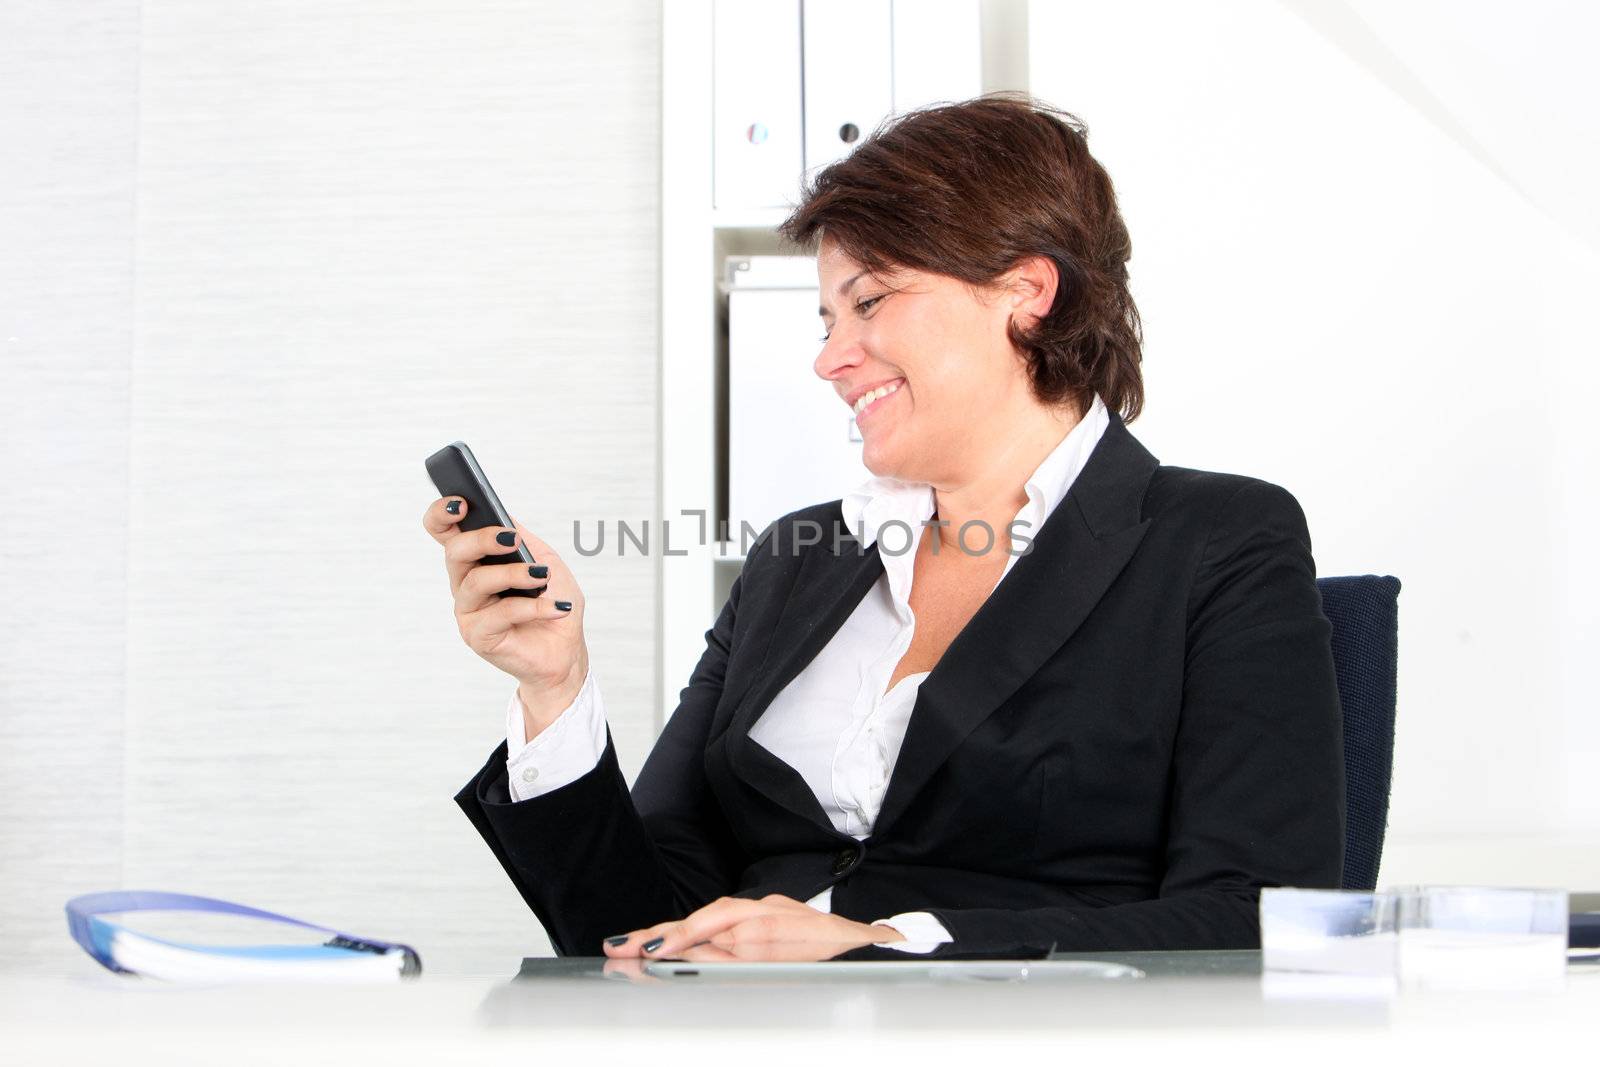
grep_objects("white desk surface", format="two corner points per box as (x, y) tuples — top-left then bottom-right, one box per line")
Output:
(5, 951), (1596, 1065)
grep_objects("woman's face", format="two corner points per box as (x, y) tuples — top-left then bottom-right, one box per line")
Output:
(814, 236), (1050, 485)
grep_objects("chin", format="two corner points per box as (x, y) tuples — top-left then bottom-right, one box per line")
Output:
(861, 439), (914, 482)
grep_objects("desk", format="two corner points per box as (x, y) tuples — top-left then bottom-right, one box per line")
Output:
(5, 951), (1595, 1065)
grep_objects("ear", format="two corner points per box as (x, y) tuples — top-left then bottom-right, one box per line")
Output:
(1006, 255), (1059, 331)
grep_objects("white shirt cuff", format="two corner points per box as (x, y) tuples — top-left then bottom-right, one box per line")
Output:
(871, 911), (953, 953)
(503, 668), (606, 802)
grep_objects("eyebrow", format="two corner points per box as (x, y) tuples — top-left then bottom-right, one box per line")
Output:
(818, 270), (868, 319)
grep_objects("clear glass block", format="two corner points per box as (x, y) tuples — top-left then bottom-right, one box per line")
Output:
(1396, 886), (1568, 991)
(1260, 887), (1398, 975)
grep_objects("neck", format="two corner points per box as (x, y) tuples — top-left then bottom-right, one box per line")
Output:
(929, 398), (1085, 558)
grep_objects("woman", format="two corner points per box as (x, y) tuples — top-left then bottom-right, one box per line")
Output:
(424, 95), (1344, 962)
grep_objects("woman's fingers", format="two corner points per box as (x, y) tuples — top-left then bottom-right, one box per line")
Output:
(426, 497), (485, 594)
(601, 896), (811, 959)
(600, 898), (751, 958)
(442, 525), (533, 603)
(454, 559), (549, 615)
(422, 496), (467, 545)
(424, 499), (572, 607)
(648, 897), (787, 957)
(600, 921), (672, 959)
(458, 591), (575, 653)
(597, 895), (889, 962)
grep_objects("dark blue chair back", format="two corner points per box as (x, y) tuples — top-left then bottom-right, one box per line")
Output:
(1316, 575), (1401, 891)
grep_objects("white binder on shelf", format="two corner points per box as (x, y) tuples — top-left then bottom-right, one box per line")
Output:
(801, 0), (894, 179)
(713, 0), (804, 211)
(724, 255), (871, 548)
(719, 0), (982, 202)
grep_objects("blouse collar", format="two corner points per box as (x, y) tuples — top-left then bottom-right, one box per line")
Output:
(840, 392), (1111, 558)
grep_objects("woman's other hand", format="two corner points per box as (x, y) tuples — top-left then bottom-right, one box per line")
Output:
(600, 895), (905, 962)
(423, 496), (590, 733)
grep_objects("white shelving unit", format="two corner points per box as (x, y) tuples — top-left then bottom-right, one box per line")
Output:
(656, 0), (1030, 727)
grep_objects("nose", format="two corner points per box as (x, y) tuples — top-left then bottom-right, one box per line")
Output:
(813, 329), (863, 386)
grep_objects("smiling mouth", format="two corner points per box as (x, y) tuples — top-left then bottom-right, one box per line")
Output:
(852, 379), (905, 420)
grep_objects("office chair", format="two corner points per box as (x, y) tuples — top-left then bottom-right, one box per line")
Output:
(1316, 574), (1402, 891)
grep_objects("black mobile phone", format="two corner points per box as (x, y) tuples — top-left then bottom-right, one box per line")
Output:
(425, 441), (543, 598)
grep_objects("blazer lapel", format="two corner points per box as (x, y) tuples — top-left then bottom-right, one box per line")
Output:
(870, 412), (1160, 839)
(725, 524), (884, 834)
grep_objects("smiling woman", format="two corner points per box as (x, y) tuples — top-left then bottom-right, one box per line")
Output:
(440, 92), (1343, 962)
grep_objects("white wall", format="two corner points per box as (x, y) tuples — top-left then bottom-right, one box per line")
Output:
(1029, 0), (1600, 879)
(0, 0), (140, 976)
(1, 0), (660, 973)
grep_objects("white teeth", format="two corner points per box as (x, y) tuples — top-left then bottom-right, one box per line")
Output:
(853, 380), (903, 416)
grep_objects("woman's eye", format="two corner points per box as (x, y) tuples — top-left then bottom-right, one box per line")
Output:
(819, 295), (884, 342)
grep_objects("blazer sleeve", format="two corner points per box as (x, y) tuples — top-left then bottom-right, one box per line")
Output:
(917, 479), (1346, 955)
(453, 550), (758, 956)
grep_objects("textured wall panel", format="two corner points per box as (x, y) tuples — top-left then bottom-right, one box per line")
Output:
(0, 0), (140, 974)
(3, 0), (660, 973)
(121, 0), (660, 968)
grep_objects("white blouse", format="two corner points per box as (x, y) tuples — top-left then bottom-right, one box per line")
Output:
(500, 395), (1111, 951)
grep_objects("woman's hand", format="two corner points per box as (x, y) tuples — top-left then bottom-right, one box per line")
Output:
(601, 895), (905, 962)
(422, 496), (589, 730)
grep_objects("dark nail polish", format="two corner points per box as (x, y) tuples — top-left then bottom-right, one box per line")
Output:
(530, 565), (549, 579)
(554, 600), (572, 612)
(445, 500), (461, 515)
(604, 935), (629, 947)
(642, 937), (663, 954)
(496, 531), (516, 547)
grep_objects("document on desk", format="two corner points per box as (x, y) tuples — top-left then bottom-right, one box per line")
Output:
(642, 960), (1145, 982)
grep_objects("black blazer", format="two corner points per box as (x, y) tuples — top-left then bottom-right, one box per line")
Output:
(455, 411), (1345, 957)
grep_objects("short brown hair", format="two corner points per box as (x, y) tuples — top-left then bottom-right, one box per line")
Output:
(779, 93), (1144, 422)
